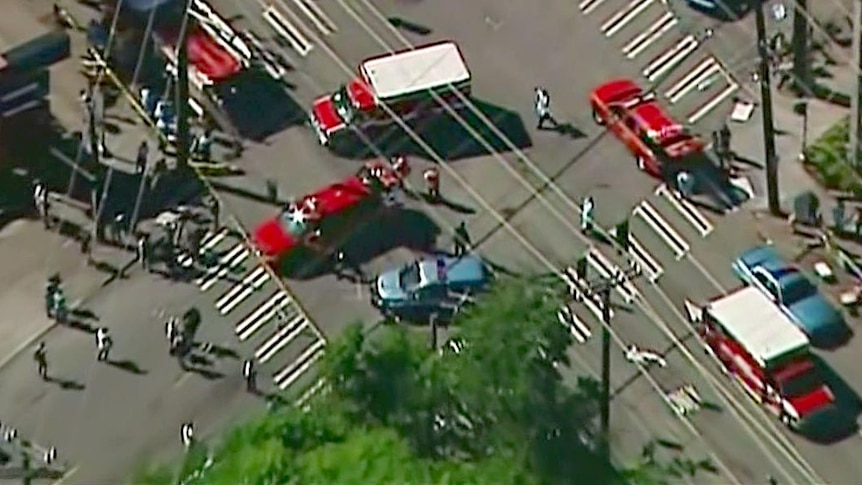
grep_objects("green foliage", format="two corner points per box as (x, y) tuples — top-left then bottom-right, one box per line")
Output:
(803, 116), (862, 195)
(133, 278), (706, 485)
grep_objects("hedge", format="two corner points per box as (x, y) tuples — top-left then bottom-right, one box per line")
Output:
(803, 116), (862, 195)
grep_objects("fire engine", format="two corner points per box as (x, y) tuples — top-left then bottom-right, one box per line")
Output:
(310, 41), (471, 147)
(252, 159), (407, 273)
(590, 78), (704, 178)
(689, 286), (840, 433)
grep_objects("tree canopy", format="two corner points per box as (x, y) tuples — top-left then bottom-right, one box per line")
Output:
(132, 277), (709, 485)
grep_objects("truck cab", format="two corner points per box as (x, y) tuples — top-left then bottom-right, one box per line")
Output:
(590, 78), (704, 178)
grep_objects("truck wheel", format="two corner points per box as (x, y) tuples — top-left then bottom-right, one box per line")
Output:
(592, 109), (605, 126)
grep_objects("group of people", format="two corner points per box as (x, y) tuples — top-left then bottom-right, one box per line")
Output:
(140, 87), (214, 163)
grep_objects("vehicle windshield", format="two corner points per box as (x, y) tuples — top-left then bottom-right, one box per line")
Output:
(332, 85), (356, 124)
(779, 365), (823, 398)
(781, 276), (817, 305)
(399, 262), (421, 290)
(277, 208), (311, 238)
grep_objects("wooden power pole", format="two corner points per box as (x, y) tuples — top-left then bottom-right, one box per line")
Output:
(755, 3), (781, 215)
(850, 0), (862, 169)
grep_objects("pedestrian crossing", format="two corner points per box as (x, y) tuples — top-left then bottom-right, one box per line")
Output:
(581, 0), (740, 124)
(259, 0), (339, 57)
(558, 182), (717, 344)
(187, 228), (325, 391)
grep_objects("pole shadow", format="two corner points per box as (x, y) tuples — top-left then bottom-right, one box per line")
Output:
(107, 358), (148, 375)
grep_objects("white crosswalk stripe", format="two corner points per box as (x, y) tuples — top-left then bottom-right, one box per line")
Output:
(664, 57), (720, 104)
(622, 11), (677, 59)
(561, 265), (614, 320)
(255, 313), (308, 363)
(262, 3), (313, 56)
(558, 304), (592, 344)
(177, 229), (228, 267)
(655, 184), (714, 237)
(643, 35), (699, 82)
(197, 244), (249, 291)
(215, 266), (271, 314)
(610, 225), (664, 282)
(634, 201), (690, 259)
(291, 0), (337, 35)
(601, 0), (655, 37)
(687, 82), (738, 124)
(236, 292), (293, 341)
(579, 0), (609, 14)
(274, 340), (325, 390)
(587, 248), (639, 303)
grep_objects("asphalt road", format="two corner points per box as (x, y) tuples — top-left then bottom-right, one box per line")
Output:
(2, 0), (861, 483)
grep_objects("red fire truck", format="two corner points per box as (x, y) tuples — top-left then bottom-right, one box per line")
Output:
(590, 78), (704, 178)
(310, 41), (471, 147)
(689, 286), (839, 433)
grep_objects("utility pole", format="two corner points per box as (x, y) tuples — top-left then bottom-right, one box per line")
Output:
(566, 263), (640, 463)
(850, 0), (862, 169)
(755, 3), (781, 215)
(175, 0), (193, 171)
(791, 0), (810, 94)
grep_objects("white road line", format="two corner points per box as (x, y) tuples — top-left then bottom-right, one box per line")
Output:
(643, 35), (698, 82)
(634, 201), (690, 259)
(587, 248), (639, 303)
(274, 340), (325, 390)
(579, 0), (608, 14)
(610, 225), (664, 282)
(623, 12), (677, 59)
(628, 233), (664, 282)
(655, 184), (714, 237)
(255, 314), (308, 363)
(197, 245), (249, 291)
(665, 57), (719, 103)
(296, 377), (329, 411)
(561, 266), (614, 320)
(601, 0), (655, 38)
(262, 4), (313, 56)
(558, 305), (592, 344)
(177, 230), (227, 267)
(687, 83), (738, 123)
(236, 292), (290, 341)
(293, 0), (337, 34)
(215, 266), (270, 314)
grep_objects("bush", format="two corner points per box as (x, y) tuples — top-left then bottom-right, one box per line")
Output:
(803, 116), (862, 195)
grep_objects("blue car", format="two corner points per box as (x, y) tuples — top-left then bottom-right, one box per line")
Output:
(371, 255), (490, 321)
(732, 245), (848, 345)
(684, 0), (750, 18)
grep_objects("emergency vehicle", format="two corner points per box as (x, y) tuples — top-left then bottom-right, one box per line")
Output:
(310, 41), (471, 147)
(690, 286), (839, 433)
(590, 78), (704, 178)
(97, 0), (284, 138)
(252, 159), (406, 272)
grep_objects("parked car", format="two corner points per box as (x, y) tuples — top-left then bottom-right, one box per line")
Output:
(371, 255), (490, 321)
(732, 245), (849, 346)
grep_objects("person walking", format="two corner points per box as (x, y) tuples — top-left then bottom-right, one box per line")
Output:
(580, 196), (595, 234)
(136, 233), (150, 271)
(34, 342), (48, 380)
(80, 230), (93, 265)
(113, 212), (127, 244)
(44, 274), (61, 317)
(52, 288), (67, 324)
(242, 359), (257, 393)
(534, 86), (556, 130)
(136, 141), (149, 174)
(96, 327), (113, 362)
(180, 422), (194, 450)
(265, 179), (278, 203)
(423, 167), (440, 201)
(193, 128), (213, 163)
(453, 221), (471, 256)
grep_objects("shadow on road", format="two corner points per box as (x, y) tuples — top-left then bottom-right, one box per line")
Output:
(331, 98), (532, 161)
(805, 355), (861, 444)
(48, 376), (85, 391)
(282, 207), (442, 280)
(108, 359), (148, 375)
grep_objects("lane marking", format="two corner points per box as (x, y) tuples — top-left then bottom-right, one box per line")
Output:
(236, 292), (290, 341)
(296, 377), (329, 411)
(610, 225), (664, 282)
(665, 57), (719, 103)
(215, 266), (270, 314)
(687, 83), (738, 123)
(561, 265), (614, 320)
(579, 0), (609, 14)
(273, 340), (325, 389)
(49, 465), (80, 485)
(623, 12), (677, 59)
(643, 35), (698, 82)
(655, 184), (714, 237)
(197, 245), (249, 291)
(587, 248), (639, 303)
(262, 4), (313, 56)
(633, 201), (690, 259)
(558, 304), (592, 344)
(601, 0), (655, 38)
(177, 229), (227, 267)
(255, 314), (307, 363)
(292, 0), (338, 35)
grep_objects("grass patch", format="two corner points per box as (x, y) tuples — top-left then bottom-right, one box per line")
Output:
(803, 116), (862, 195)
